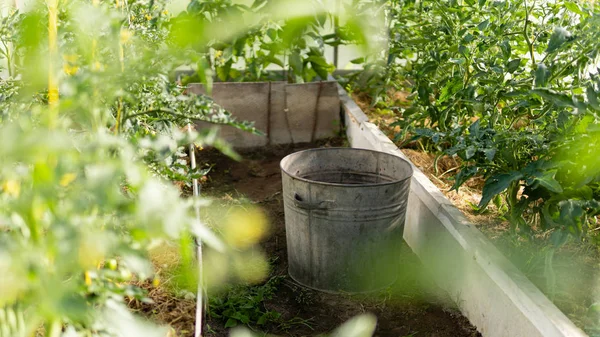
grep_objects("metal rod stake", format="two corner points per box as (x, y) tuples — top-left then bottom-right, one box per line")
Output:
(189, 124), (206, 337)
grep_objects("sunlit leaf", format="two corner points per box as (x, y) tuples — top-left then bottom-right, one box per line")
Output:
(506, 58), (521, 73)
(534, 63), (550, 87)
(531, 89), (576, 108)
(546, 27), (571, 53)
(533, 169), (563, 193)
(479, 171), (523, 208)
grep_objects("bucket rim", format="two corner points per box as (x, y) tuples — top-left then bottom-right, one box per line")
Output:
(280, 147), (413, 188)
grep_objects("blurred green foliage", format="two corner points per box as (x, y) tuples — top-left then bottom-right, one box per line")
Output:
(0, 0), (380, 336)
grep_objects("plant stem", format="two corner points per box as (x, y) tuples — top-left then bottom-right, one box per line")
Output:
(115, 26), (126, 134)
(47, 0), (59, 125)
(547, 48), (592, 83)
(123, 108), (243, 127)
(507, 181), (520, 232)
(523, 0), (536, 66)
(91, 0), (99, 130)
(46, 319), (61, 337)
(544, 248), (556, 300)
(1, 40), (12, 78)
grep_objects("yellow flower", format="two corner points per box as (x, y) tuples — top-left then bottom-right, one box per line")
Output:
(145, 14), (152, 20)
(1, 180), (20, 197)
(59, 173), (77, 187)
(62, 54), (79, 75)
(152, 276), (160, 287)
(93, 61), (103, 71)
(84, 271), (92, 286)
(63, 64), (78, 75)
(120, 28), (132, 45)
(162, 9), (169, 16)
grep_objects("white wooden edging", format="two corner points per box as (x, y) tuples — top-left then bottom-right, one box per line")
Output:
(337, 83), (588, 337)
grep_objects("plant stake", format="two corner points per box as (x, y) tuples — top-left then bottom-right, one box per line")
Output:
(188, 124), (206, 337)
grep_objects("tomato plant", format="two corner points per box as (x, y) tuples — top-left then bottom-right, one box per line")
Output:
(175, 0), (379, 84)
(353, 0), (600, 246)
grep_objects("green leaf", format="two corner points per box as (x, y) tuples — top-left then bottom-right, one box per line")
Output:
(350, 57), (365, 64)
(419, 61), (438, 75)
(483, 148), (496, 161)
(307, 54), (334, 79)
(465, 146), (476, 159)
(197, 58), (213, 95)
(550, 230), (568, 247)
(500, 90), (527, 98)
(468, 119), (480, 136)
(533, 169), (563, 193)
(546, 27), (571, 53)
(225, 318), (238, 328)
(438, 78), (462, 104)
(506, 59), (521, 73)
(289, 51), (303, 76)
(558, 200), (585, 235)
(564, 1), (585, 16)
(449, 57), (465, 65)
(451, 166), (478, 191)
(587, 86), (599, 110)
(477, 19), (489, 31)
(266, 53), (284, 68)
(531, 89), (576, 108)
(479, 171), (523, 208)
(534, 63), (550, 87)
(216, 60), (233, 82)
(311, 63), (329, 79)
(500, 40), (511, 60)
(232, 312), (250, 324)
(251, 0), (268, 9)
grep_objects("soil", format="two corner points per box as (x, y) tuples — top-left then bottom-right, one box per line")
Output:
(177, 139), (480, 337)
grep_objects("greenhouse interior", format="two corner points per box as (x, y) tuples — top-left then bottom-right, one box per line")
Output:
(0, 0), (599, 336)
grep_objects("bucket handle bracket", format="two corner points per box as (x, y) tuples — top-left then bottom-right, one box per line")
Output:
(294, 193), (334, 210)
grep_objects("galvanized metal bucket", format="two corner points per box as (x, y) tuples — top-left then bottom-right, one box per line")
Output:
(280, 148), (413, 293)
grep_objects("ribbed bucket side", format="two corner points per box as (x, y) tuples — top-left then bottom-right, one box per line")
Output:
(280, 148), (412, 293)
